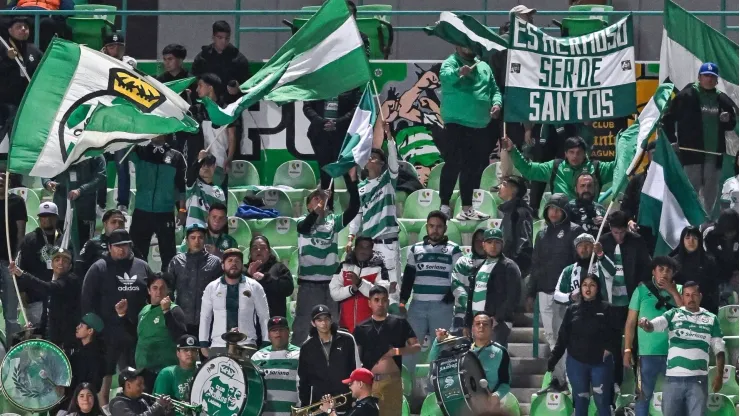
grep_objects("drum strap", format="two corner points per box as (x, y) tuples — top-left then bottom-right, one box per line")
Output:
(473, 343), (498, 394)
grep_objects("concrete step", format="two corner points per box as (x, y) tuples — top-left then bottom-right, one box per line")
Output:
(511, 373), (545, 389)
(521, 403), (531, 416)
(508, 342), (550, 359)
(509, 327), (545, 344)
(511, 357), (548, 374)
(511, 387), (540, 404)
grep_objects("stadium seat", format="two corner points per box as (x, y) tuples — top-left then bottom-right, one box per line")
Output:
(256, 217), (298, 260)
(707, 393), (737, 416)
(273, 160), (317, 189)
(501, 392), (521, 416)
(287, 300), (297, 328)
(230, 160), (261, 188)
(402, 364), (412, 399)
(228, 216), (253, 246)
(288, 249), (299, 283)
(67, 4), (117, 51)
(148, 245), (162, 273)
(401, 396), (411, 416)
(621, 366), (636, 395)
(479, 162), (501, 192)
(426, 162), (458, 191)
(403, 189), (441, 219)
(615, 394), (635, 409)
(399, 160), (418, 179)
(709, 365), (739, 398)
(649, 391), (663, 416)
(396, 190), (408, 218)
(452, 190), (498, 219)
(10, 187), (41, 217)
(530, 391), (574, 416)
(533, 219), (546, 239)
(460, 245), (471, 256)
(539, 192), (552, 219)
(227, 191), (239, 215)
(256, 189), (294, 217)
(420, 392), (444, 416)
(419, 219), (462, 245)
(25, 216), (38, 234)
(397, 220), (409, 248)
(718, 305), (739, 337)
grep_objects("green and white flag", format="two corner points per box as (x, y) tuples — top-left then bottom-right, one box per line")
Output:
(323, 85), (377, 177)
(203, 0), (371, 126)
(505, 15), (636, 122)
(8, 39), (197, 178)
(599, 82), (674, 203)
(638, 132), (706, 255)
(659, 0), (739, 154)
(424, 12), (507, 59)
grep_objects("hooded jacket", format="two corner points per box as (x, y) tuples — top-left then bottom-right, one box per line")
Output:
(130, 144), (186, 213)
(330, 253), (389, 332)
(108, 393), (166, 416)
(599, 231), (652, 299)
(18, 269), (80, 349)
(247, 254), (294, 318)
(451, 228), (487, 319)
(297, 324), (360, 411)
(498, 198), (533, 275)
(191, 43), (250, 87)
(671, 227), (720, 313)
(167, 249), (222, 327)
(0, 34), (42, 106)
(527, 194), (581, 297)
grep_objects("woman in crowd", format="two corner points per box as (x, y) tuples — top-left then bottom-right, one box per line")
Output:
(670, 226), (719, 312)
(547, 274), (621, 416)
(65, 382), (106, 416)
(246, 235), (294, 319)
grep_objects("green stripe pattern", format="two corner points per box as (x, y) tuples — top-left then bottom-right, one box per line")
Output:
(471, 259), (498, 314)
(610, 245), (629, 306)
(451, 253), (486, 317)
(356, 171), (399, 238)
(407, 241), (462, 302)
(663, 307), (724, 377)
(251, 344), (301, 416)
(185, 180), (226, 227)
(298, 213), (344, 282)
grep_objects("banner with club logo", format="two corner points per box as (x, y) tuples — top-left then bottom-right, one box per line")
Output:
(505, 15), (637, 123)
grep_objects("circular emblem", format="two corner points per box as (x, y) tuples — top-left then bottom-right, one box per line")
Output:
(418, 190), (433, 207)
(190, 356), (246, 416)
(288, 162), (302, 178)
(374, 68), (383, 77)
(186, 337), (195, 346)
(276, 218), (290, 234)
(545, 393), (561, 410)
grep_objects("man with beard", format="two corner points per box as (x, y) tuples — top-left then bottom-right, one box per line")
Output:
(199, 248), (269, 357)
(184, 151), (225, 227)
(564, 172), (607, 237)
(202, 203), (237, 258)
(553, 233), (613, 306)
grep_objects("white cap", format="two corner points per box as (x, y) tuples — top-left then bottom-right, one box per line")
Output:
(510, 5), (537, 16)
(38, 202), (59, 217)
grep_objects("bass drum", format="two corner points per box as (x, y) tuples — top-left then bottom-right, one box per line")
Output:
(189, 355), (265, 416)
(0, 339), (72, 413)
(431, 350), (489, 416)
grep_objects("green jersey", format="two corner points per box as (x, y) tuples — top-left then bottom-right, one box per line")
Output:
(406, 239), (462, 302)
(451, 252), (486, 318)
(470, 258), (498, 315)
(297, 213), (344, 282)
(652, 307), (724, 377)
(609, 245), (629, 306)
(429, 339), (511, 397)
(153, 365), (196, 415)
(252, 344), (300, 416)
(349, 141), (399, 239)
(185, 179), (225, 228)
(628, 281), (682, 356)
(136, 304), (179, 372)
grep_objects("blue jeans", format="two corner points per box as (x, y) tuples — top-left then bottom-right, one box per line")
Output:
(661, 376), (708, 416)
(566, 354), (614, 416)
(115, 148), (131, 207)
(0, 260), (20, 337)
(636, 355), (667, 416)
(404, 300), (453, 377)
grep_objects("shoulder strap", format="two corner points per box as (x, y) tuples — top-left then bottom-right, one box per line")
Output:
(550, 159), (563, 193)
(645, 281), (674, 311)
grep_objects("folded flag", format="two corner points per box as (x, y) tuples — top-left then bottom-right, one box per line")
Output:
(424, 12), (507, 59)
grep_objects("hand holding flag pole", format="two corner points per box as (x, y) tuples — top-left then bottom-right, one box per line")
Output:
(0, 37), (31, 82)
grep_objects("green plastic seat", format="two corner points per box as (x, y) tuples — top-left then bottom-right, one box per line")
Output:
(453, 189), (498, 219)
(397, 220), (409, 248)
(479, 162), (501, 192)
(227, 190), (240, 216)
(707, 393), (736, 416)
(256, 189), (294, 217)
(415, 363), (430, 378)
(400, 246), (411, 271)
(257, 217), (298, 260)
(419, 219), (462, 245)
(501, 391), (521, 416)
(230, 160), (261, 188)
(148, 244), (162, 273)
(403, 189), (441, 220)
(533, 219), (546, 240)
(10, 187), (41, 217)
(288, 249), (299, 282)
(427, 162), (458, 190)
(539, 192), (552, 219)
(649, 391), (663, 416)
(227, 216), (253, 247)
(530, 391), (574, 416)
(401, 395), (411, 416)
(621, 366), (637, 395)
(25, 216), (38, 234)
(420, 392), (444, 416)
(273, 160), (317, 189)
(399, 161), (418, 179)
(615, 394), (635, 409)
(568, 4), (614, 21)
(67, 5), (117, 51)
(710, 365), (739, 397)
(401, 364), (412, 399)
(718, 305), (739, 337)
(561, 18), (607, 36)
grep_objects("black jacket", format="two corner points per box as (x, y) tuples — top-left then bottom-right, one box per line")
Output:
(0, 36), (42, 106)
(704, 225), (739, 284)
(464, 255), (521, 326)
(621, 171), (646, 222)
(346, 396), (380, 416)
(109, 393), (166, 416)
(548, 298), (621, 370)
(42, 156), (106, 222)
(69, 340), (106, 394)
(599, 231), (652, 299)
(663, 83), (738, 167)
(167, 250), (222, 326)
(671, 229), (720, 313)
(303, 88), (362, 141)
(298, 324), (360, 412)
(498, 198), (533, 275)
(17, 228), (63, 303)
(191, 44), (250, 87)
(247, 255), (294, 318)
(18, 269), (81, 349)
(75, 234), (143, 279)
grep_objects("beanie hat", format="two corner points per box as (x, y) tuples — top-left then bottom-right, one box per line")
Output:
(573, 233), (595, 248)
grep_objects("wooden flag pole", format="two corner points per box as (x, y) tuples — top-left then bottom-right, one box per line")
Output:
(3, 169), (29, 327)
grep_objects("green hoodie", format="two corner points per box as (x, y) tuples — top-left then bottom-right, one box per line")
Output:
(440, 53), (502, 128)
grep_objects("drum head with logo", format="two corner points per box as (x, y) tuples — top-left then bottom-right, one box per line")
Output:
(0, 339), (72, 412)
(432, 350), (489, 416)
(189, 355), (265, 416)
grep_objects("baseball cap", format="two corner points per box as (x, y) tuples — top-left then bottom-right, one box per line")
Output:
(483, 228), (504, 242)
(104, 31), (126, 46)
(80, 312), (104, 333)
(510, 5), (537, 17)
(699, 62), (719, 77)
(102, 209), (126, 223)
(38, 202), (58, 217)
(342, 368), (374, 385)
(574, 233), (596, 247)
(222, 247), (244, 262)
(267, 316), (289, 331)
(107, 229), (132, 246)
(177, 334), (200, 349)
(186, 223), (207, 236)
(51, 248), (72, 261)
(118, 367), (144, 386)
(311, 304), (332, 321)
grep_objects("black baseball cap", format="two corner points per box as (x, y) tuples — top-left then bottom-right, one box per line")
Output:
(177, 334), (200, 349)
(107, 229), (132, 246)
(118, 367), (144, 386)
(104, 31), (125, 46)
(311, 305), (332, 321)
(267, 316), (289, 330)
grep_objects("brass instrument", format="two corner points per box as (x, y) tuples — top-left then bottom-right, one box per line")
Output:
(221, 330), (258, 360)
(142, 392), (203, 414)
(290, 392), (352, 416)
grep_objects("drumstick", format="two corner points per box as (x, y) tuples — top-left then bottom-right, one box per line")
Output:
(39, 370), (70, 388)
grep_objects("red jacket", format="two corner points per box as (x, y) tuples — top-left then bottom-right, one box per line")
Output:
(329, 256), (389, 333)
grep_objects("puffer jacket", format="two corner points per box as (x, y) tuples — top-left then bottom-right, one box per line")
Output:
(167, 250), (222, 326)
(499, 198), (533, 275)
(527, 194), (581, 297)
(109, 393), (166, 416)
(329, 253), (389, 333)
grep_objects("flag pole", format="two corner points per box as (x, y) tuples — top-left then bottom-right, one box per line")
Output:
(0, 37), (31, 82)
(3, 168), (29, 327)
(678, 147), (723, 156)
(586, 199), (615, 275)
(370, 80), (387, 124)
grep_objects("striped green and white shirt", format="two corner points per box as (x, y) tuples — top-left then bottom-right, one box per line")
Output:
(407, 240), (462, 302)
(251, 344), (301, 416)
(651, 307), (725, 377)
(349, 141), (399, 239)
(609, 245), (629, 306)
(470, 258), (498, 315)
(554, 259), (613, 304)
(451, 253), (486, 318)
(298, 213), (344, 282)
(185, 179), (225, 227)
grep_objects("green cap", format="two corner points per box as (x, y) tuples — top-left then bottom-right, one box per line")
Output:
(483, 228), (504, 241)
(80, 312), (104, 333)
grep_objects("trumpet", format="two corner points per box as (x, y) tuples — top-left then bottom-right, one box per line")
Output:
(142, 392), (203, 414)
(291, 392), (352, 416)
